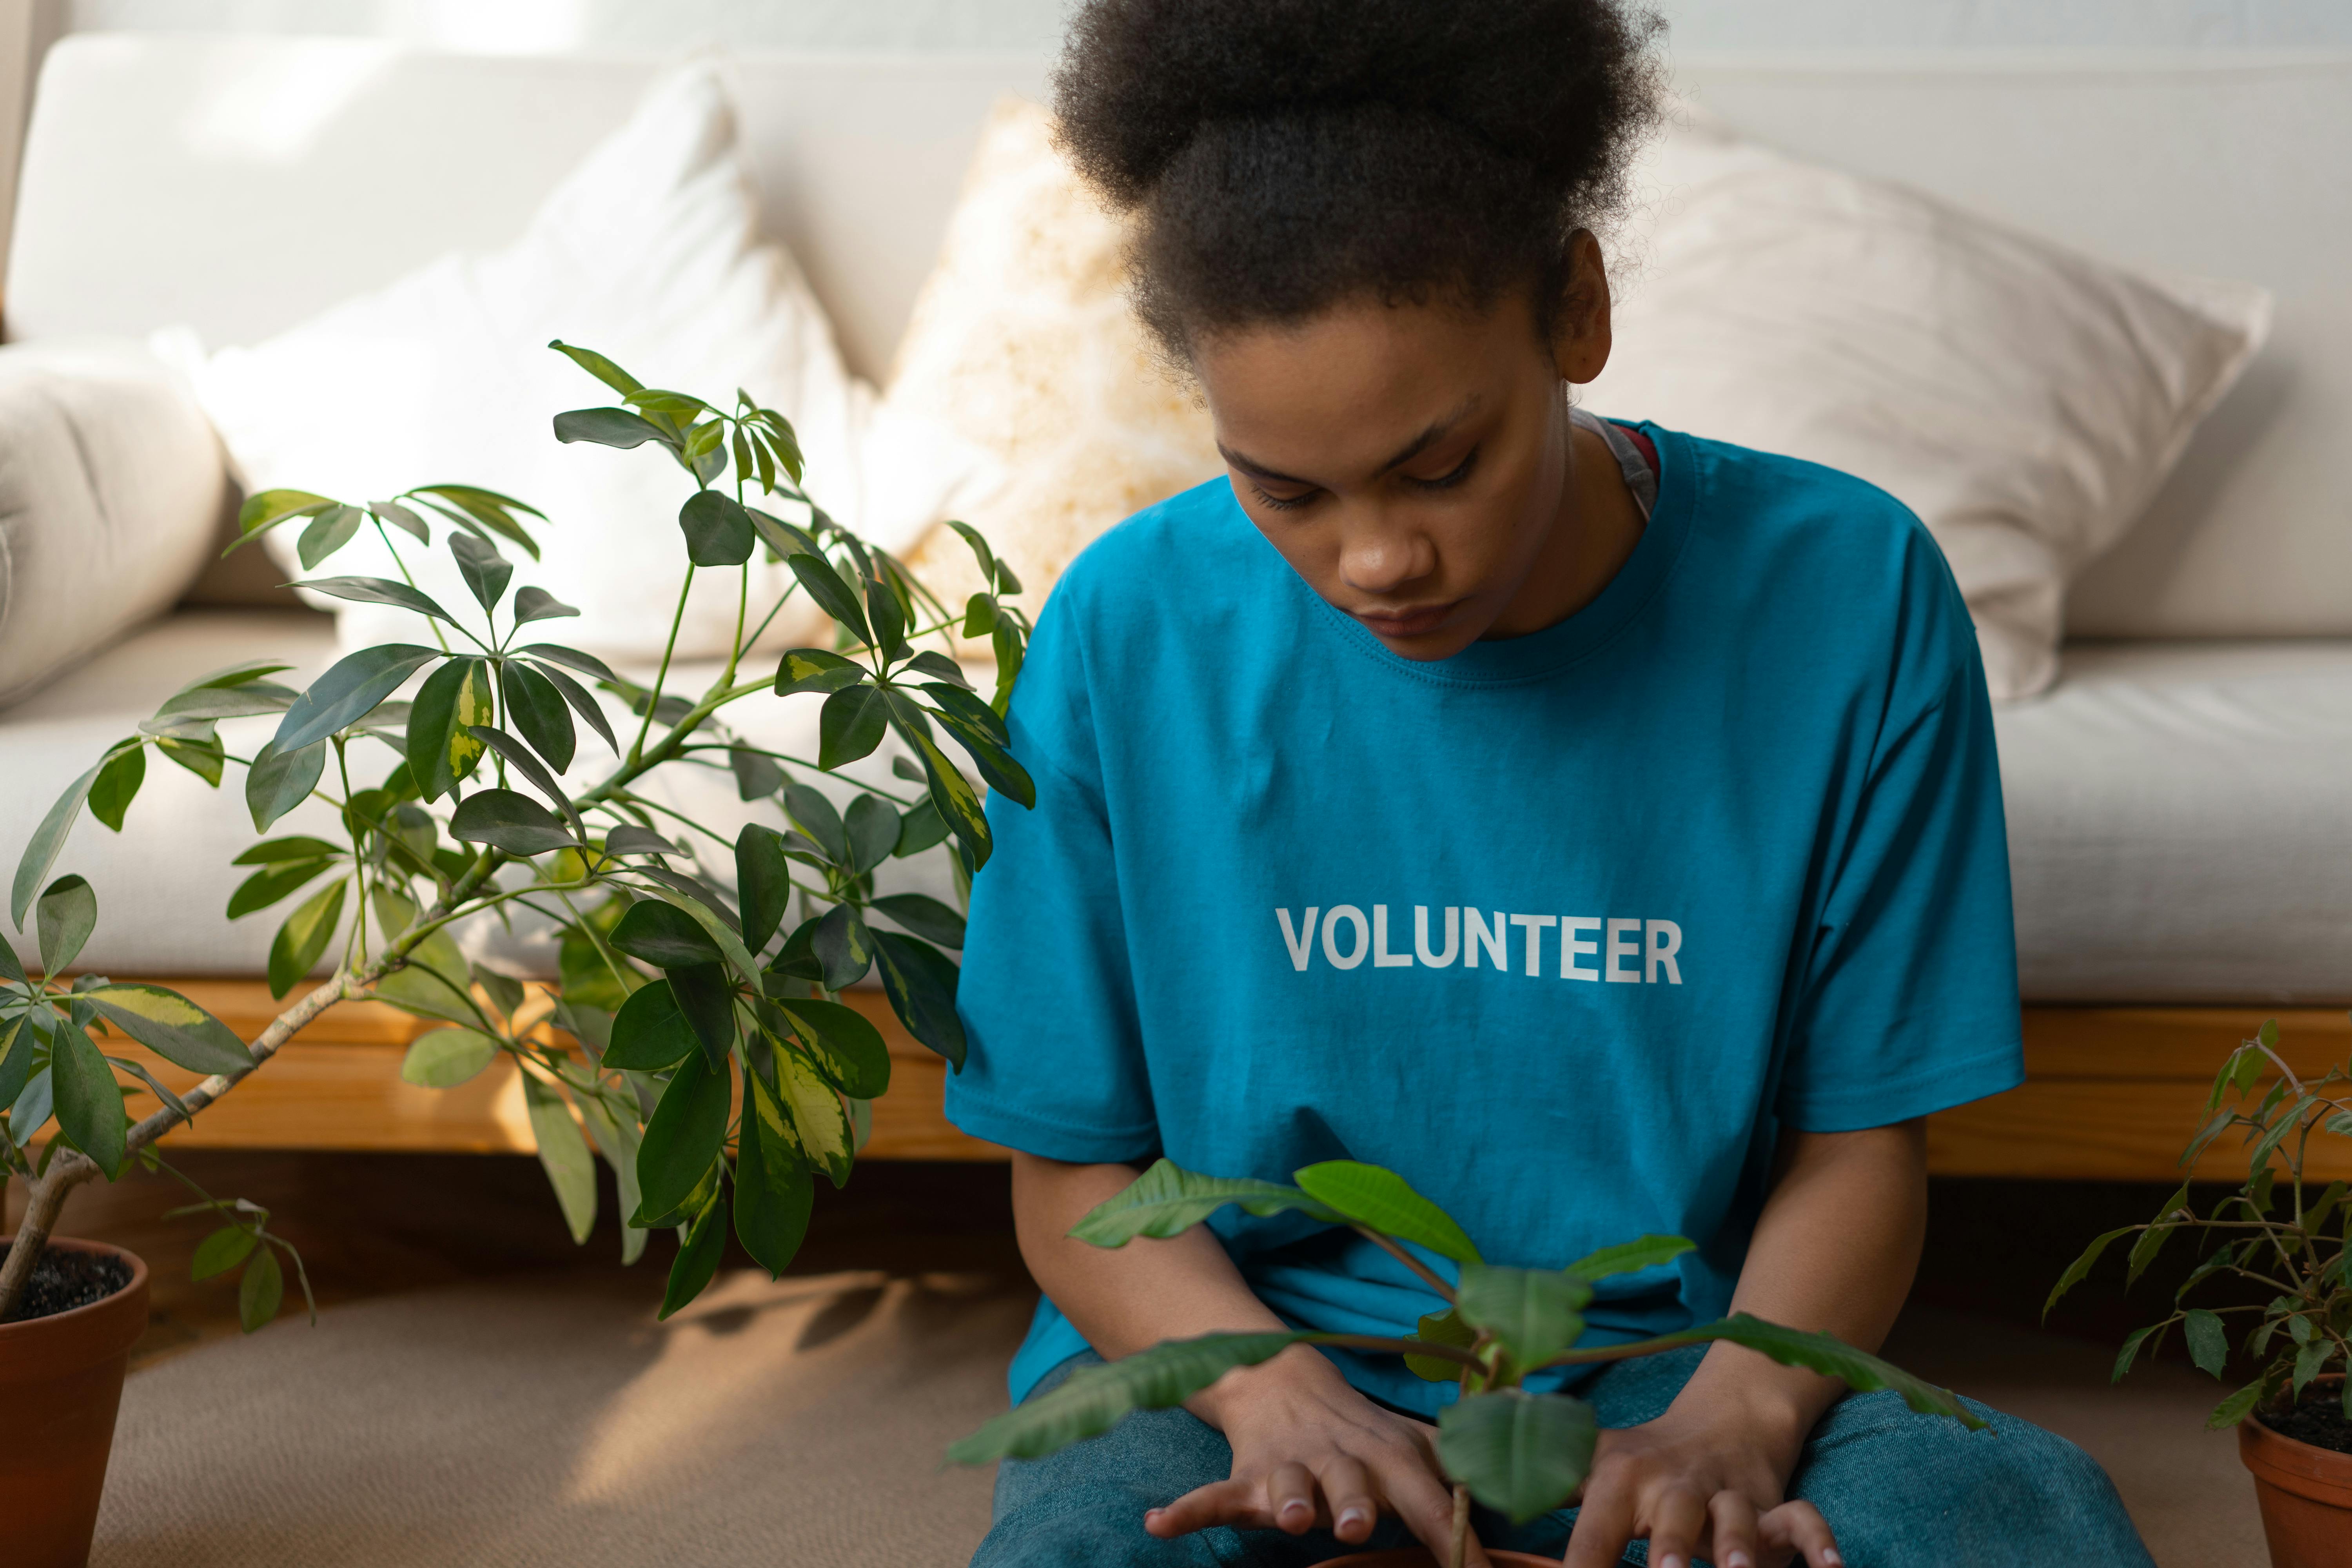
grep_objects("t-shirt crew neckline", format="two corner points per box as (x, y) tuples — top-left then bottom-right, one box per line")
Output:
(1285, 419), (1694, 688)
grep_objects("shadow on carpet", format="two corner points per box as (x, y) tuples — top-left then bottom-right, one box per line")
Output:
(94, 1267), (1036, 1567)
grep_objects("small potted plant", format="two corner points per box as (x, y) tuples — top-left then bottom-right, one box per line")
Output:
(2046, 1018), (2352, 1566)
(0, 341), (1028, 1567)
(950, 1158), (1985, 1568)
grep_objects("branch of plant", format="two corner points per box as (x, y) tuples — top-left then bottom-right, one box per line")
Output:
(1348, 1223), (1459, 1302)
(373, 517), (454, 657)
(739, 579), (802, 652)
(4, 561), (935, 1314)
(673, 743), (920, 806)
(627, 565), (699, 767)
(0, 970), (357, 1318)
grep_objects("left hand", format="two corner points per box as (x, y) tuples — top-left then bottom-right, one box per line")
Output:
(1561, 1394), (1838, 1568)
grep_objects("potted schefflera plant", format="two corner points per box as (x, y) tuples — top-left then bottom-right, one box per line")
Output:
(0, 340), (1031, 1568)
(2047, 1019), (2352, 1567)
(951, 1159), (1985, 1568)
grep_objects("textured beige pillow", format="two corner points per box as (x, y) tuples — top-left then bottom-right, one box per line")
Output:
(1586, 107), (2270, 700)
(891, 99), (1222, 628)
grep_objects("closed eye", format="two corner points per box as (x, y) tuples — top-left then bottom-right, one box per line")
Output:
(1405, 447), (1479, 492)
(1251, 484), (1321, 512)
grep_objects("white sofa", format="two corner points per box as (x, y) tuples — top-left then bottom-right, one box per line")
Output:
(5, 38), (2351, 1007)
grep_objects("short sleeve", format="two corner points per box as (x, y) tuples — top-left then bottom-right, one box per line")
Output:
(942, 592), (1160, 1162)
(1777, 653), (2025, 1131)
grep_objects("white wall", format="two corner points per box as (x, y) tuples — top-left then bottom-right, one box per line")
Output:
(44, 0), (2352, 53)
(9, 1), (2344, 285)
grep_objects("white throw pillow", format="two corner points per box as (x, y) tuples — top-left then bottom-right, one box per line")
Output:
(0, 339), (226, 709)
(163, 64), (976, 664)
(1586, 107), (2270, 699)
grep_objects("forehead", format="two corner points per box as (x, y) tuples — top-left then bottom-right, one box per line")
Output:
(1192, 295), (1535, 475)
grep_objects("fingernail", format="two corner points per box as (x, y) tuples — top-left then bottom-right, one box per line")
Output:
(1823, 1555), (1843, 1567)
(1279, 1500), (1310, 1521)
(1338, 1509), (1366, 1532)
(1660, 1556), (1684, 1568)
(1726, 1553), (1753, 1568)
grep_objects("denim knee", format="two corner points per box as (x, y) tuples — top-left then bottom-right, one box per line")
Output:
(1791, 1391), (2154, 1568)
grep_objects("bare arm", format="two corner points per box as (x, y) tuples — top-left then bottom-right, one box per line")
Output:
(1566, 1119), (1929, 1568)
(1012, 1152), (1290, 1364)
(1706, 1120), (1929, 1444)
(1011, 1151), (1480, 1560)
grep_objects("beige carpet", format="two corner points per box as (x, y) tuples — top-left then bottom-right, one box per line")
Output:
(91, 1276), (2266, 1568)
(93, 1268), (1033, 1567)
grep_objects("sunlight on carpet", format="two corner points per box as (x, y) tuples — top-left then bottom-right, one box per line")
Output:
(93, 1268), (1034, 1568)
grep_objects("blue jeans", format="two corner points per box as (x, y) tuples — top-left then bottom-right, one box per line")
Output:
(970, 1347), (2156, 1567)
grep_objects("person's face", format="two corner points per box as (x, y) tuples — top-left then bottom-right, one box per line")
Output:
(1190, 234), (1615, 661)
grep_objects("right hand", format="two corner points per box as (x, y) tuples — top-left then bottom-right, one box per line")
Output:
(1143, 1345), (1490, 1565)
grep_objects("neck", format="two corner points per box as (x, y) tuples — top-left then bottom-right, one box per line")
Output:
(1484, 409), (1646, 640)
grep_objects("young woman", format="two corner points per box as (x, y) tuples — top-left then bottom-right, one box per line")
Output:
(943, 4), (2156, 1565)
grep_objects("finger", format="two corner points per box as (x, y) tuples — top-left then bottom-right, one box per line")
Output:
(1145, 1478), (1264, 1538)
(1381, 1459), (1488, 1568)
(1317, 1454), (1379, 1545)
(1707, 1490), (1760, 1568)
(1562, 1476), (1638, 1568)
(1269, 1459), (1322, 1536)
(1646, 1485), (1708, 1568)
(1759, 1500), (1841, 1568)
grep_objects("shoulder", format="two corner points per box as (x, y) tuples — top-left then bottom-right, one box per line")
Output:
(1653, 426), (1982, 722)
(1049, 475), (1258, 613)
(1000, 476), (1275, 742)
(1672, 430), (1946, 586)
(1036, 475), (1293, 662)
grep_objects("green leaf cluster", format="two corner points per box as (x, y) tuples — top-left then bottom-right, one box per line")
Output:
(2, 339), (1034, 1331)
(2047, 1019), (2352, 1431)
(953, 1158), (1982, 1537)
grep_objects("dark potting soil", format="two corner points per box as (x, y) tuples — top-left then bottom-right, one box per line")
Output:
(0, 1245), (131, 1324)
(2260, 1387), (2352, 1457)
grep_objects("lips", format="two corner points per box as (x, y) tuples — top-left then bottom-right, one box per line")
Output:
(1354, 601), (1459, 639)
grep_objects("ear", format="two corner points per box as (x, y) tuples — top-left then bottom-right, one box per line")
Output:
(1550, 230), (1613, 385)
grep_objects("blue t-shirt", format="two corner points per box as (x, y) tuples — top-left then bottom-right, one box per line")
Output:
(944, 423), (2024, 1416)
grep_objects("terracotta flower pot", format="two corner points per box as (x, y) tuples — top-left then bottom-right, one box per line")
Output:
(2238, 1375), (2352, 1568)
(0, 1236), (150, 1568)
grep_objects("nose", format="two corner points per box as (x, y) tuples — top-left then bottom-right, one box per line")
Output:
(1336, 508), (1435, 597)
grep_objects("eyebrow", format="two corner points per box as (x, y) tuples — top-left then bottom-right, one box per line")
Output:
(1220, 394), (1482, 489)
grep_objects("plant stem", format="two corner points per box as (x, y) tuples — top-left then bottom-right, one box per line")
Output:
(372, 517), (452, 656)
(723, 561), (748, 690)
(740, 581), (801, 651)
(1450, 1483), (1472, 1568)
(1352, 1223), (1458, 1302)
(0, 972), (355, 1319)
(628, 566), (697, 767)
(1299, 1331), (1485, 1373)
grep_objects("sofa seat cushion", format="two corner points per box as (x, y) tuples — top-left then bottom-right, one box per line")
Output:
(1998, 639), (2352, 1003)
(0, 611), (956, 978)
(15, 617), (2345, 1007)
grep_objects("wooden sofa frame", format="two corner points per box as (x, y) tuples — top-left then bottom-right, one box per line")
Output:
(92, 983), (2352, 1183)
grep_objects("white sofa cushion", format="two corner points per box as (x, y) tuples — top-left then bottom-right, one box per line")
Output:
(18, 613), (2348, 1004)
(0, 339), (226, 709)
(160, 63), (975, 663)
(1997, 639), (2352, 1003)
(1584, 108), (2269, 700)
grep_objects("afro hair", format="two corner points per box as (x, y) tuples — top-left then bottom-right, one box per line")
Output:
(1053, 0), (1665, 357)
